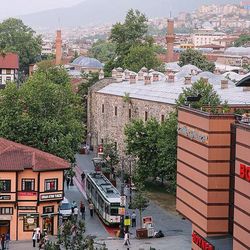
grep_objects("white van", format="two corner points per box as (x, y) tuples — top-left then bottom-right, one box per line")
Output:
(59, 197), (72, 218)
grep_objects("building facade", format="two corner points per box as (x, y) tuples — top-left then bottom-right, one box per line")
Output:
(0, 53), (19, 87)
(0, 138), (69, 240)
(176, 104), (250, 249)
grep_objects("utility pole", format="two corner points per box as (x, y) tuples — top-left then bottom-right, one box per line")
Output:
(119, 158), (125, 238)
(129, 159), (132, 207)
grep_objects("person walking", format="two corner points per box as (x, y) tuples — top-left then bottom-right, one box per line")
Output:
(89, 202), (94, 217)
(1, 233), (5, 250)
(73, 206), (79, 221)
(123, 231), (130, 246)
(71, 201), (77, 214)
(131, 211), (136, 227)
(80, 201), (85, 220)
(5, 232), (9, 250)
(32, 230), (37, 248)
(35, 226), (41, 243)
(66, 177), (70, 190)
(81, 172), (85, 183)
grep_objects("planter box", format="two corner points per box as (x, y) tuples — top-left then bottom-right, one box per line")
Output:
(136, 228), (148, 239)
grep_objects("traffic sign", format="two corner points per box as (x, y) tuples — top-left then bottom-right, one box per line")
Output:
(120, 196), (126, 206)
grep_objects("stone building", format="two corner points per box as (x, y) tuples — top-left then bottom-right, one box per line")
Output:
(87, 67), (250, 156)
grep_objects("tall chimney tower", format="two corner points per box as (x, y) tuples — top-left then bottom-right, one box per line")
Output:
(166, 19), (175, 63)
(55, 30), (62, 65)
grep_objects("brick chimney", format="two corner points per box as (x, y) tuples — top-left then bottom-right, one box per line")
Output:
(55, 30), (62, 65)
(116, 67), (123, 82)
(166, 19), (175, 63)
(124, 69), (130, 81)
(221, 79), (228, 89)
(184, 75), (192, 85)
(129, 73), (137, 84)
(167, 72), (175, 83)
(153, 73), (159, 82)
(144, 75), (152, 85)
(112, 69), (117, 78)
(99, 69), (104, 80)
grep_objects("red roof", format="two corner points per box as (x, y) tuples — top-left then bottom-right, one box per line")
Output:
(0, 53), (19, 69)
(0, 138), (70, 171)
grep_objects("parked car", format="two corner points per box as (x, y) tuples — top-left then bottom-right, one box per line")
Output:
(59, 198), (72, 218)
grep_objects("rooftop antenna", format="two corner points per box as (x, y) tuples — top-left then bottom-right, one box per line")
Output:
(169, 11), (172, 19)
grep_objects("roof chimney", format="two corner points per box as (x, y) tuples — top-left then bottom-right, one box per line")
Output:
(184, 75), (192, 85)
(99, 69), (104, 80)
(144, 75), (152, 85)
(129, 73), (137, 84)
(116, 67), (123, 82)
(55, 30), (62, 65)
(112, 69), (117, 78)
(221, 79), (228, 89)
(124, 69), (130, 81)
(166, 19), (175, 63)
(167, 72), (175, 83)
(153, 73), (159, 82)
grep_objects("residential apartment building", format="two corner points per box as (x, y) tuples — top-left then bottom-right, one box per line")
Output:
(0, 53), (19, 87)
(0, 138), (69, 240)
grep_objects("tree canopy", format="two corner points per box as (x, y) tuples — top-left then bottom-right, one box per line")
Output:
(0, 67), (84, 162)
(178, 49), (215, 72)
(0, 18), (42, 74)
(234, 34), (250, 47)
(105, 9), (161, 74)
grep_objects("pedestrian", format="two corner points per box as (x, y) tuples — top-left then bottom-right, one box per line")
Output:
(1, 233), (5, 250)
(89, 202), (94, 217)
(71, 201), (77, 214)
(73, 206), (79, 221)
(123, 231), (130, 246)
(131, 211), (136, 227)
(81, 172), (85, 183)
(66, 177), (70, 190)
(5, 232), (9, 250)
(35, 226), (41, 243)
(32, 230), (37, 248)
(80, 201), (85, 219)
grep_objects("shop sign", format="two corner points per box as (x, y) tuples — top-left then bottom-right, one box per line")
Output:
(142, 216), (153, 225)
(27, 218), (35, 224)
(18, 192), (37, 196)
(40, 193), (63, 200)
(18, 206), (36, 210)
(0, 195), (11, 200)
(240, 163), (250, 182)
(178, 124), (208, 144)
(192, 231), (214, 250)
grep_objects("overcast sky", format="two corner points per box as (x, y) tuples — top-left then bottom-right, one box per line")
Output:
(0, 0), (84, 19)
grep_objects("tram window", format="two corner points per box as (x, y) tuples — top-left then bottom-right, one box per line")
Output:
(105, 204), (109, 214)
(110, 208), (118, 216)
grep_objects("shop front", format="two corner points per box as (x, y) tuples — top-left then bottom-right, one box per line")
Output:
(0, 220), (10, 236)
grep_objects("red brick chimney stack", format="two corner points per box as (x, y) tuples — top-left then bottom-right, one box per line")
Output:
(55, 30), (62, 65)
(166, 19), (175, 63)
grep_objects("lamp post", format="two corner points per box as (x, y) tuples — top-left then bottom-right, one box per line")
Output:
(119, 158), (125, 238)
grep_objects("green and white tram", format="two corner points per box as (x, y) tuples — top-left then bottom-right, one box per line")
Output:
(86, 172), (121, 226)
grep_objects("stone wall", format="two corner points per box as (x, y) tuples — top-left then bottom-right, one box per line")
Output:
(87, 79), (174, 155)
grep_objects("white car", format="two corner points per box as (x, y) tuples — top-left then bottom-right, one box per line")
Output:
(59, 198), (72, 218)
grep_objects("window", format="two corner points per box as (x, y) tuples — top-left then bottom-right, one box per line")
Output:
(101, 138), (104, 144)
(6, 77), (11, 81)
(102, 104), (104, 113)
(43, 206), (54, 214)
(129, 109), (131, 119)
(0, 207), (13, 215)
(6, 69), (11, 74)
(0, 180), (11, 192)
(23, 217), (38, 231)
(45, 179), (58, 191)
(0, 76), (2, 83)
(114, 106), (117, 116)
(145, 111), (148, 122)
(22, 179), (35, 191)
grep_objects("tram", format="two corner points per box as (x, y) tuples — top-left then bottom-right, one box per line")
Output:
(86, 172), (121, 226)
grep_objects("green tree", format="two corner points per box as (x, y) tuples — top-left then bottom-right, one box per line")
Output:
(105, 9), (161, 74)
(176, 78), (221, 109)
(103, 141), (120, 171)
(0, 18), (42, 74)
(0, 68), (84, 162)
(234, 34), (250, 47)
(130, 184), (149, 228)
(88, 40), (116, 64)
(123, 44), (161, 72)
(178, 49), (215, 72)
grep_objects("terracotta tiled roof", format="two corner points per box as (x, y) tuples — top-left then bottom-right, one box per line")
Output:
(0, 53), (19, 69)
(0, 138), (70, 171)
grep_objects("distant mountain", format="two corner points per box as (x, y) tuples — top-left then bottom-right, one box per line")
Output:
(19, 0), (240, 28)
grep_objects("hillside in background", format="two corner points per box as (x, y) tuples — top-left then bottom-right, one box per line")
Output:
(19, 0), (240, 28)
